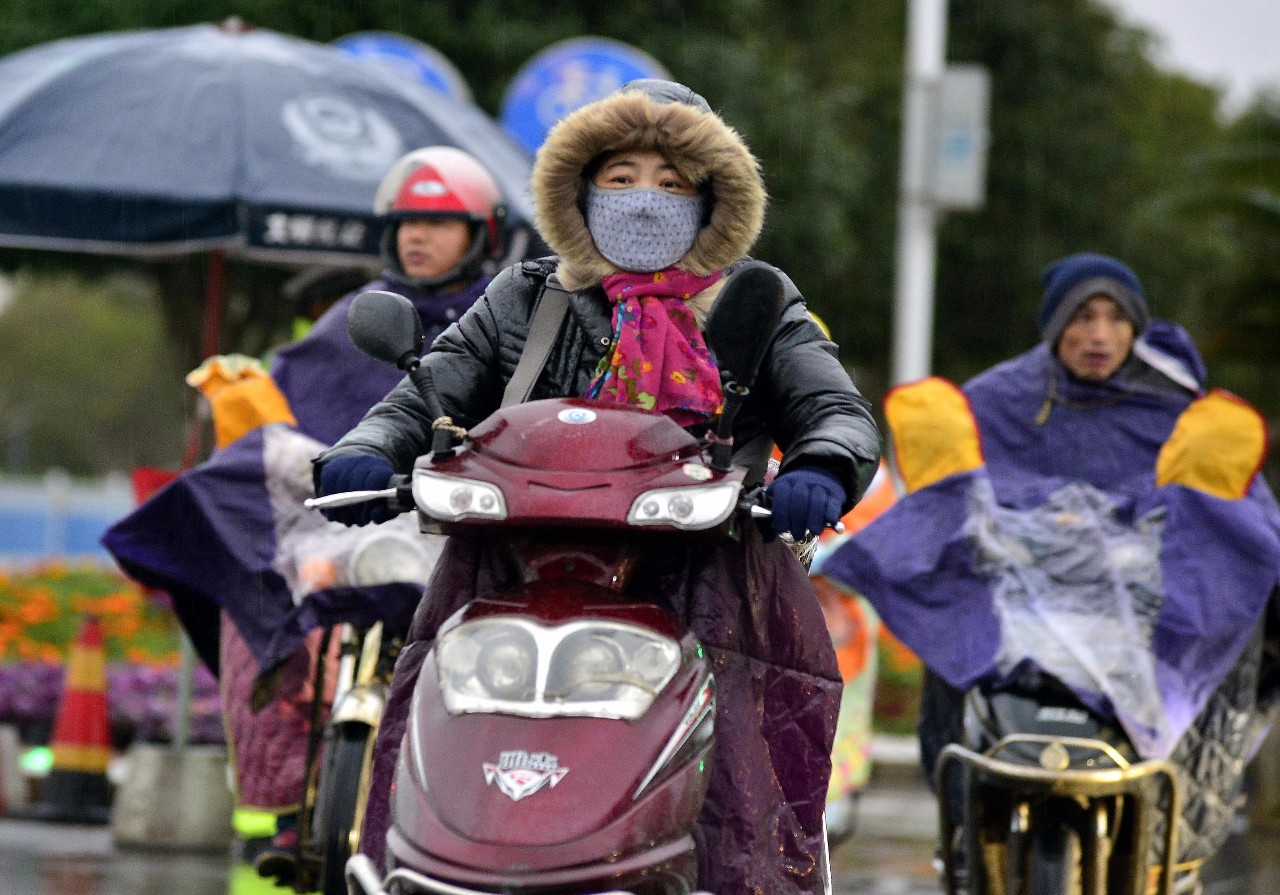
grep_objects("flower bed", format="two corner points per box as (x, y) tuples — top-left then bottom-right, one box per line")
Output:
(0, 561), (223, 744)
(872, 628), (924, 736)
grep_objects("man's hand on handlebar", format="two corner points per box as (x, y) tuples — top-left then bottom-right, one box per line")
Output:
(317, 455), (396, 526)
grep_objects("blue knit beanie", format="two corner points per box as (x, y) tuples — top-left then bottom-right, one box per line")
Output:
(1038, 252), (1149, 346)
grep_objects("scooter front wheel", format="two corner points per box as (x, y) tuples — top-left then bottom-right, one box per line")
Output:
(1027, 822), (1083, 895)
(317, 724), (376, 895)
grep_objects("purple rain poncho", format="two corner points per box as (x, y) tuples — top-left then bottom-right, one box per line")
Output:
(101, 424), (438, 678)
(101, 274), (484, 808)
(271, 272), (489, 445)
(102, 423), (442, 809)
(816, 321), (1280, 759)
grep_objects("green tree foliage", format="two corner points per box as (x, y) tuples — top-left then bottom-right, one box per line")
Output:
(1, 0), (1276, 473)
(1155, 99), (1280, 413)
(0, 271), (186, 475)
(1152, 98), (1280, 482)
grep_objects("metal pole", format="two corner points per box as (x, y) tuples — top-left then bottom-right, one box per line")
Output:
(172, 632), (194, 751)
(169, 247), (225, 746)
(891, 0), (949, 385)
(201, 248), (225, 360)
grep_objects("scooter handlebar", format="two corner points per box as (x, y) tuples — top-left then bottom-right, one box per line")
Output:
(304, 488), (398, 510)
(304, 475), (414, 512)
(748, 504), (845, 535)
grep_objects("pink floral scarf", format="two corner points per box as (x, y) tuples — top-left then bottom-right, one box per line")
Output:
(586, 267), (724, 427)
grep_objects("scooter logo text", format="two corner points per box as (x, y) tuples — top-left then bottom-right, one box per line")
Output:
(483, 750), (569, 802)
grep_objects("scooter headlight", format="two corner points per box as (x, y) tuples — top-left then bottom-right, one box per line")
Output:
(627, 482), (741, 530)
(412, 470), (507, 522)
(546, 629), (681, 714)
(437, 622), (537, 708)
(475, 632), (538, 701)
(553, 634), (624, 700)
(348, 531), (435, 586)
(435, 620), (681, 720)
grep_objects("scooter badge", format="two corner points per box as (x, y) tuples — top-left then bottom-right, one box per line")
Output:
(682, 462), (713, 481)
(557, 407), (597, 425)
(482, 750), (570, 802)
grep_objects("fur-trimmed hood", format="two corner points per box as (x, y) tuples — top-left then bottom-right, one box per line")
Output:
(531, 79), (766, 291)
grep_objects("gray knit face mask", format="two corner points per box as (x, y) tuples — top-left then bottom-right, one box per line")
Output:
(585, 185), (705, 272)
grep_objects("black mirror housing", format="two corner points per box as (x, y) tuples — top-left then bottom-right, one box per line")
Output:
(347, 290), (424, 371)
(703, 262), (786, 389)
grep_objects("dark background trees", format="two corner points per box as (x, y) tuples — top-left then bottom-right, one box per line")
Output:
(1, 0), (1276, 476)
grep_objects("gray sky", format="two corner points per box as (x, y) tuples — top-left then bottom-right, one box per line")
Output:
(1104, 0), (1280, 113)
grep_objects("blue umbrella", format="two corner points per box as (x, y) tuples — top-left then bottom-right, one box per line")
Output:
(0, 19), (535, 267)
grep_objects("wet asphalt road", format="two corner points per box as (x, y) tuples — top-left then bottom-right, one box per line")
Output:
(0, 777), (1276, 895)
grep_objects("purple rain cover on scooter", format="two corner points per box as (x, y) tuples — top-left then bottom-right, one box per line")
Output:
(100, 423), (427, 678)
(360, 524), (844, 895)
(270, 275), (489, 446)
(816, 321), (1280, 759)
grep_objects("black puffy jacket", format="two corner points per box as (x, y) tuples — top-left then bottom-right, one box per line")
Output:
(317, 255), (880, 509)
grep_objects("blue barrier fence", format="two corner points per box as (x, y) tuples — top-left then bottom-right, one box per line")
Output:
(0, 472), (134, 561)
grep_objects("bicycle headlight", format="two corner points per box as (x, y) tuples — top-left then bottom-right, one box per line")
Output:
(435, 620), (682, 720)
(626, 482), (741, 530)
(412, 470), (507, 521)
(348, 531), (435, 586)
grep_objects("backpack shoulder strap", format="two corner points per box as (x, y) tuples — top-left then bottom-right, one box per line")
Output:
(501, 268), (571, 408)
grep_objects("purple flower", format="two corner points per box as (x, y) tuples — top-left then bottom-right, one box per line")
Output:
(0, 662), (225, 745)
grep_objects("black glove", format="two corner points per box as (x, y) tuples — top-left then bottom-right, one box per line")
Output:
(317, 455), (395, 527)
(767, 466), (845, 540)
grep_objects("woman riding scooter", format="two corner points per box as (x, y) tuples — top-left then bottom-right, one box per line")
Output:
(315, 78), (881, 894)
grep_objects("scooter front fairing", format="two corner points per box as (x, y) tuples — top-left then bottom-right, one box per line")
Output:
(372, 575), (715, 894)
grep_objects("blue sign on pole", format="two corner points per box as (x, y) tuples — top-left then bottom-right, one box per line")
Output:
(333, 32), (473, 103)
(500, 37), (670, 155)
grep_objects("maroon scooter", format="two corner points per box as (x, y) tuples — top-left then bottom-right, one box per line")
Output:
(308, 268), (809, 895)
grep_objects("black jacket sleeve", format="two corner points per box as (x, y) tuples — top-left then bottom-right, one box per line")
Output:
(314, 258), (882, 513)
(743, 265), (881, 509)
(314, 262), (546, 473)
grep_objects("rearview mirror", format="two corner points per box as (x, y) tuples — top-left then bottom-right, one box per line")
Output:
(703, 262), (786, 389)
(702, 263), (787, 473)
(347, 290), (424, 371)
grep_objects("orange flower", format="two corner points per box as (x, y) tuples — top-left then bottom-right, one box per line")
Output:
(125, 646), (154, 665)
(104, 615), (142, 640)
(879, 628), (922, 673)
(670, 371), (688, 384)
(94, 592), (140, 616)
(0, 620), (20, 655)
(17, 600), (57, 626)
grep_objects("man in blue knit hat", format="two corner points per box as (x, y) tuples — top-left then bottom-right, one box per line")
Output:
(814, 249), (1280, 893)
(1038, 251), (1151, 383)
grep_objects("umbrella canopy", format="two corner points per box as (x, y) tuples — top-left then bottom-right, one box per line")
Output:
(0, 20), (536, 265)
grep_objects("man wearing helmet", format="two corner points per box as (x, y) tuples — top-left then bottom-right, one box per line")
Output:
(244, 146), (506, 881)
(271, 145), (507, 445)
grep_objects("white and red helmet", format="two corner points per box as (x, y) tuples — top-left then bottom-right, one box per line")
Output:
(374, 145), (506, 262)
